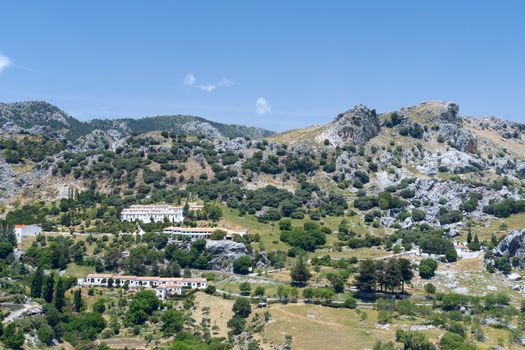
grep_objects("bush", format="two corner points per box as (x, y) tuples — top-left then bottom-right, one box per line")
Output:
(343, 295), (357, 309)
(233, 256), (252, 275)
(419, 259), (438, 279)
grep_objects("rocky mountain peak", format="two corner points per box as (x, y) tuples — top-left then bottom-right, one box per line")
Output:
(316, 104), (381, 146)
(400, 100), (461, 124)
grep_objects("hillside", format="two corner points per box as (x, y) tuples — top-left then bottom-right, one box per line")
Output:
(2, 99), (525, 350)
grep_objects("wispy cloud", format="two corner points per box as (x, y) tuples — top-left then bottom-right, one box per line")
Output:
(199, 84), (217, 92)
(256, 97), (271, 115)
(0, 53), (11, 74)
(218, 78), (234, 87)
(183, 73), (234, 92)
(184, 73), (196, 86)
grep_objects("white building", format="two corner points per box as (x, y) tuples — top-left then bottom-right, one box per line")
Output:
(162, 226), (247, 240)
(14, 225), (42, 242)
(120, 205), (184, 223)
(82, 273), (208, 300)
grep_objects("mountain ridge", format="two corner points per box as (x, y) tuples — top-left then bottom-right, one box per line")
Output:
(0, 100), (275, 141)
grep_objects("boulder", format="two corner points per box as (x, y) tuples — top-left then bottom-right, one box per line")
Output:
(205, 240), (252, 273)
(492, 230), (525, 267)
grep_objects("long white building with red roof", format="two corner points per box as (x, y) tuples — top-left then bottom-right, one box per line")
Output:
(82, 273), (208, 300)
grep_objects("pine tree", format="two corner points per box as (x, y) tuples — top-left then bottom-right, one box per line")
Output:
(384, 259), (402, 292)
(290, 257), (312, 286)
(30, 267), (44, 298)
(355, 259), (377, 293)
(73, 289), (82, 312)
(398, 258), (414, 293)
(42, 274), (55, 303)
(375, 260), (386, 292)
(491, 233), (498, 247)
(466, 228), (472, 244)
(55, 277), (66, 311)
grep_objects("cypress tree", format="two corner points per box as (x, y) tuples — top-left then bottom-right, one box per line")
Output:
(466, 229), (472, 244)
(55, 278), (65, 311)
(73, 289), (82, 312)
(42, 274), (55, 303)
(30, 267), (44, 298)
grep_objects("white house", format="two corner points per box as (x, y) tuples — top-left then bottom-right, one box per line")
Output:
(120, 205), (184, 223)
(14, 225), (42, 243)
(162, 226), (247, 240)
(82, 274), (208, 300)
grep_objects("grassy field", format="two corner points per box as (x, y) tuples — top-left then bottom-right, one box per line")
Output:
(64, 263), (95, 278)
(310, 247), (390, 260)
(220, 205), (385, 256)
(192, 292), (235, 338)
(261, 303), (400, 350)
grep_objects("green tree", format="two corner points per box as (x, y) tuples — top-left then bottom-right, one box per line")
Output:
(54, 277), (66, 311)
(254, 286), (265, 297)
(439, 332), (476, 350)
(161, 309), (184, 335)
(395, 330), (435, 350)
(326, 272), (348, 293)
(239, 282), (251, 296)
(31, 267), (44, 298)
(0, 242), (13, 259)
(290, 257), (312, 286)
(419, 259), (438, 279)
(355, 259), (377, 293)
(73, 289), (83, 312)
(37, 324), (54, 346)
(125, 290), (160, 325)
(424, 283), (436, 297)
(232, 298), (251, 318)
(42, 274), (55, 303)
(227, 316), (246, 335)
(1, 323), (24, 350)
(398, 258), (413, 292)
(93, 299), (106, 313)
(445, 248), (458, 262)
(233, 256), (252, 275)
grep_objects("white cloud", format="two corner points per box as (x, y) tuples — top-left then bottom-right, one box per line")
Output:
(184, 73), (196, 86)
(183, 73), (234, 92)
(0, 54), (11, 74)
(256, 97), (271, 115)
(199, 84), (217, 92)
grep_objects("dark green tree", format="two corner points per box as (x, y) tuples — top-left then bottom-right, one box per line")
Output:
(290, 257), (312, 286)
(73, 289), (83, 312)
(42, 274), (55, 303)
(232, 298), (252, 318)
(30, 267), (44, 298)
(54, 277), (66, 311)
(161, 309), (184, 335)
(355, 259), (377, 293)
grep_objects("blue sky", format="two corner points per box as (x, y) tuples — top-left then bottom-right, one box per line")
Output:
(0, 1), (524, 131)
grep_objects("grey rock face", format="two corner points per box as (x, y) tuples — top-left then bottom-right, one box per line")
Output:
(317, 104), (380, 146)
(492, 230), (525, 266)
(437, 122), (477, 153)
(205, 240), (252, 273)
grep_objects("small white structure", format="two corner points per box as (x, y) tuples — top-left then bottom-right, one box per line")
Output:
(120, 205), (184, 223)
(14, 225), (42, 243)
(83, 274), (208, 300)
(162, 226), (247, 240)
